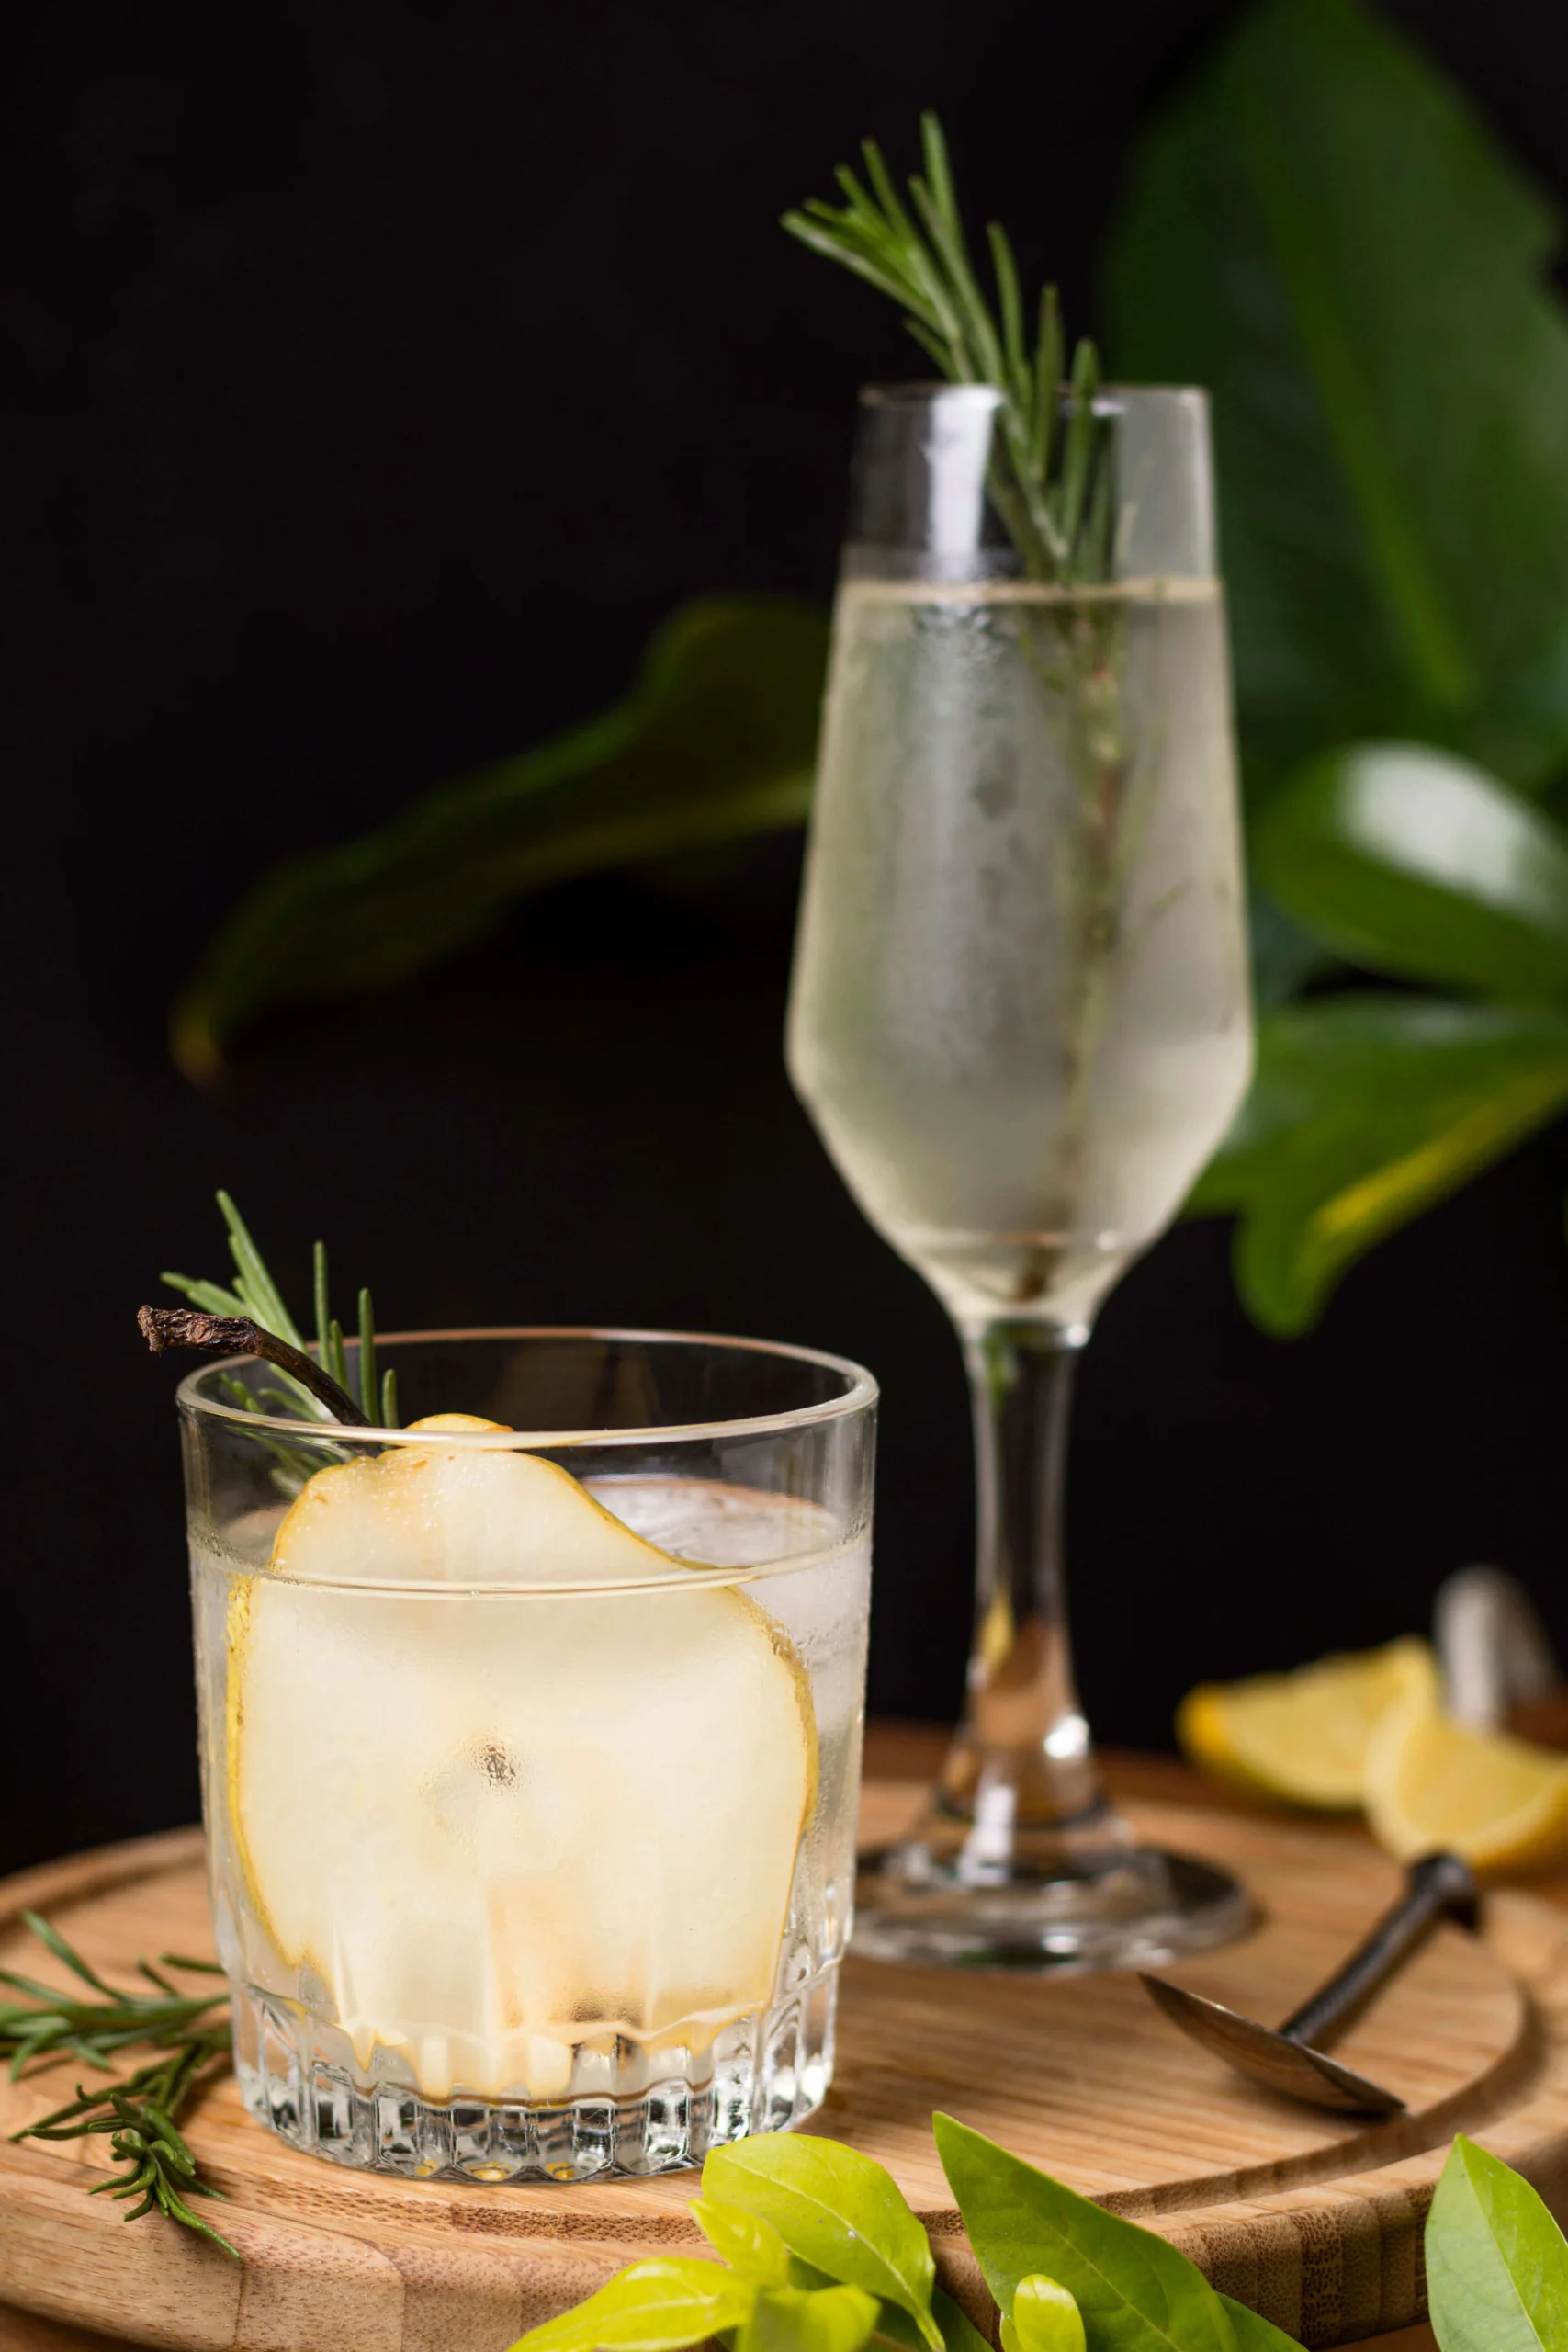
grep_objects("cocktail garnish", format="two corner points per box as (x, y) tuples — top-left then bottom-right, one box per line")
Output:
(136, 1305), (364, 1424)
(783, 112), (1112, 585)
(152, 1188), (399, 1427)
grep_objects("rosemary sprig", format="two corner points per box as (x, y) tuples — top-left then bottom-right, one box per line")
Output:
(4, 1912), (237, 2258)
(163, 1193), (397, 1429)
(783, 112), (1113, 583)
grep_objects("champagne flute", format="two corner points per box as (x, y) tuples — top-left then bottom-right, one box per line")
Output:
(786, 382), (1254, 1967)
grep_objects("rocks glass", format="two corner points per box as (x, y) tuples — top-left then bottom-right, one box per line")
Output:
(179, 1329), (874, 2180)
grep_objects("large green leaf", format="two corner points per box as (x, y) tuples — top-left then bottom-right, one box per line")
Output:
(1425, 2136), (1568, 2352)
(1190, 997), (1568, 1333)
(172, 596), (829, 1080)
(932, 2116), (1236, 2352)
(1103, 0), (1568, 800)
(1254, 742), (1568, 996)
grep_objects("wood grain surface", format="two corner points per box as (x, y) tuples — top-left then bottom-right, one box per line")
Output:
(0, 1741), (1560, 2352)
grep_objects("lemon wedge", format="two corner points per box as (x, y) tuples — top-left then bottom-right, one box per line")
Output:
(1363, 1697), (1568, 1871)
(1177, 1637), (1438, 1808)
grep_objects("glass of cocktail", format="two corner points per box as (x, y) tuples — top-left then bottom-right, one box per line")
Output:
(181, 1328), (874, 2181)
(787, 383), (1253, 1969)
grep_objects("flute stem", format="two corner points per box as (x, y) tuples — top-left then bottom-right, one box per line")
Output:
(933, 1320), (1112, 1868)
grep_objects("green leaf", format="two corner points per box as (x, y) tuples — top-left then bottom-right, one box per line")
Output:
(1104, 0), (1568, 798)
(919, 2291), (993, 2352)
(1426, 2136), (1568, 2352)
(933, 2115), (1235, 2352)
(738, 2286), (882, 2352)
(692, 2199), (795, 2287)
(504, 2258), (756, 2352)
(999, 2275), (1086, 2352)
(704, 2138), (942, 2352)
(1215, 2299), (1304, 2352)
(1246, 888), (1340, 1012)
(1255, 744), (1568, 997)
(794, 2273), (989, 2352)
(1189, 997), (1568, 1334)
(172, 596), (829, 1080)
(853, 2290), (991, 2352)
(1488, 613), (1568, 793)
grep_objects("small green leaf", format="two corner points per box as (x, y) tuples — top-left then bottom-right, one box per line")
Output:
(704, 2139), (942, 2352)
(794, 2273), (989, 2352)
(739, 2286), (882, 2352)
(933, 2115), (1235, 2352)
(504, 2259), (756, 2352)
(1188, 997), (1568, 1334)
(1254, 743), (1568, 999)
(909, 2290), (992, 2352)
(1426, 2135), (1568, 2352)
(692, 2199), (794, 2286)
(1000, 2275), (1086, 2352)
(173, 597), (829, 1080)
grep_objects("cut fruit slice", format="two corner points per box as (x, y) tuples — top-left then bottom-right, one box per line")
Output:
(229, 1419), (816, 2099)
(1363, 1697), (1568, 1871)
(1177, 1638), (1438, 1809)
(268, 1415), (715, 1589)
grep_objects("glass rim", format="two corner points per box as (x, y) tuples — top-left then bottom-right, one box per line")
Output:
(176, 1323), (879, 1449)
(856, 379), (1207, 410)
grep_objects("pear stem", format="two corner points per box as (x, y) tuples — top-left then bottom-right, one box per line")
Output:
(137, 1305), (365, 1424)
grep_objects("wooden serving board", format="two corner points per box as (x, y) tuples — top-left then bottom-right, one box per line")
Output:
(2, 1776), (1566, 2352)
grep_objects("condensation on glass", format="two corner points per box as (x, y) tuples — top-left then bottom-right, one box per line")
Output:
(180, 1329), (875, 2181)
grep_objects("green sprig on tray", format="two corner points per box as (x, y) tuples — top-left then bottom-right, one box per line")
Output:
(3, 1912), (237, 2258)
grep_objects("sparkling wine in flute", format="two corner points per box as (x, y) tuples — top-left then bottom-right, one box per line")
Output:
(787, 384), (1255, 1968)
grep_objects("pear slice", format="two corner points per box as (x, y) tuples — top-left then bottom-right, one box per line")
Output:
(228, 1419), (816, 2101)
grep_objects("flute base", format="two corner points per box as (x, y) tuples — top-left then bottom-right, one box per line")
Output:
(853, 1817), (1252, 1973)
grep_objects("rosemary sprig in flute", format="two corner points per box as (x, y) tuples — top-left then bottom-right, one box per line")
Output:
(783, 111), (1114, 586)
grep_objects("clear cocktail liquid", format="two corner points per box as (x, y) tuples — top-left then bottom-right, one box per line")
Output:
(192, 1476), (869, 2182)
(788, 577), (1252, 1331)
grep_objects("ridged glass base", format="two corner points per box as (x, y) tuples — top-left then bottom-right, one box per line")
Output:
(232, 1972), (838, 2181)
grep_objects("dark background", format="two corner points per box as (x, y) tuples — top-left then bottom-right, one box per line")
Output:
(7, 0), (1568, 1877)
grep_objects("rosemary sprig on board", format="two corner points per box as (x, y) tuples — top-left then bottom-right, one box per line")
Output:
(783, 111), (1113, 583)
(4, 1912), (237, 2257)
(161, 1190), (399, 1428)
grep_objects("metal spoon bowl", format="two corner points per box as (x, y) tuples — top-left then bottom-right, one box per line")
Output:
(1140, 1849), (1478, 2116)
